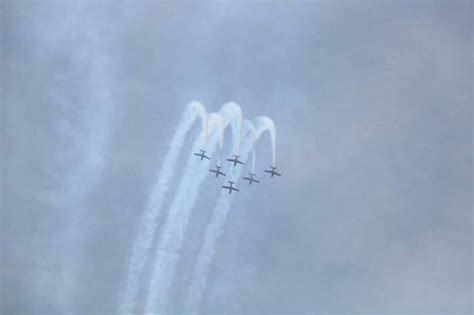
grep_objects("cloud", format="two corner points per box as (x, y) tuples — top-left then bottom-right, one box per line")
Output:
(1, 1), (471, 314)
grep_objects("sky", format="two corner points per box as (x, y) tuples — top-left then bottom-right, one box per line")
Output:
(1, 1), (472, 314)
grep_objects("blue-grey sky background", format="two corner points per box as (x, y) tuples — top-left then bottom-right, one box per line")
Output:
(1, 1), (472, 314)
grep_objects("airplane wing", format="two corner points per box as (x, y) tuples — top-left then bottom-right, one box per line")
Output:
(233, 187), (240, 192)
(194, 153), (201, 156)
(274, 171), (281, 176)
(204, 155), (211, 160)
(222, 185), (230, 189)
(242, 177), (251, 180)
(254, 179), (260, 183)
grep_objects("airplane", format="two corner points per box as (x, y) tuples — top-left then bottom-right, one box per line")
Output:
(264, 166), (281, 178)
(242, 173), (260, 185)
(209, 165), (226, 177)
(227, 154), (244, 166)
(194, 150), (211, 160)
(222, 181), (239, 194)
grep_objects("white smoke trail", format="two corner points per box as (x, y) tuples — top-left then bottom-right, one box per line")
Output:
(219, 102), (243, 155)
(144, 130), (217, 314)
(254, 116), (276, 167)
(145, 102), (243, 314)
(208, 113), (225, 166)
(243, 120), (257, 174)
(251, 147), (256, 174)
(183, 117), (276, 314)
(118, 101), (207, 315)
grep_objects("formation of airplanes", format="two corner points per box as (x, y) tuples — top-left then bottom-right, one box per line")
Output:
(194, 150), (281, 194)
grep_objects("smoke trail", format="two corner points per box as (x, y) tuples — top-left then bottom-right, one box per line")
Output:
(207, 113), (224, 166)
(219, 102), (243, 154)
(145, 103), (243, 314)
(144, 130), (218, 314)
(254, 116), (276, 167)
(118, 101), (207, 315)
(243, 120), (257, 174)
(183, 117), (276, 314)
(251, 147), (256, 174)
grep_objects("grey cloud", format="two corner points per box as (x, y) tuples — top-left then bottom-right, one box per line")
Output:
(1, 1), (472, 314)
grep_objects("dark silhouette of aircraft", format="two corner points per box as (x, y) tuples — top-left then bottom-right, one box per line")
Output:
(227, 154), (244, 166)
(194, 150), (210, 160)
(222, 181), (239, 194)
(264, 166), (281, 178)
(242, 173), (260, 185)
(209, 165), (226, 177)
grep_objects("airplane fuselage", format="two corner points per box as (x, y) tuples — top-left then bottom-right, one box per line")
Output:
(222, 181), (239, 194)
(194, 150), (210, 160)
(242, 173), (260, 185)
(227, 155), (244, 166)
(210, 166), (226, 177)
(264, 167), (281, 177)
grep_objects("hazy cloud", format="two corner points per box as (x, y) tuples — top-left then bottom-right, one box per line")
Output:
(1, 1), (471, 314)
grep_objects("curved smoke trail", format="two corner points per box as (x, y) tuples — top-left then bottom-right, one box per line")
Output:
(243, 120), (257, 174)
(253, 116), (276, 167)
(207, 113), (225, 166)
(145, 103), (243, 314)
(196, 103), (209, 150)
(219, 102), (243, 154)
(183, 117), (276, 315)
(118, 101), (207, 315)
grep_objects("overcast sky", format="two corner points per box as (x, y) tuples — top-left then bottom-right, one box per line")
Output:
(1, 1), (472, 314)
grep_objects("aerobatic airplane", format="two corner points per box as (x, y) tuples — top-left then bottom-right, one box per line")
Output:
(209, 165), (226, 177)
(264, 166), (281, 177)
(242, 173), (260, 185)
(222, 181), (239, 194)
(227, 154), (244, 166)
(194, 150), (210, 160)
